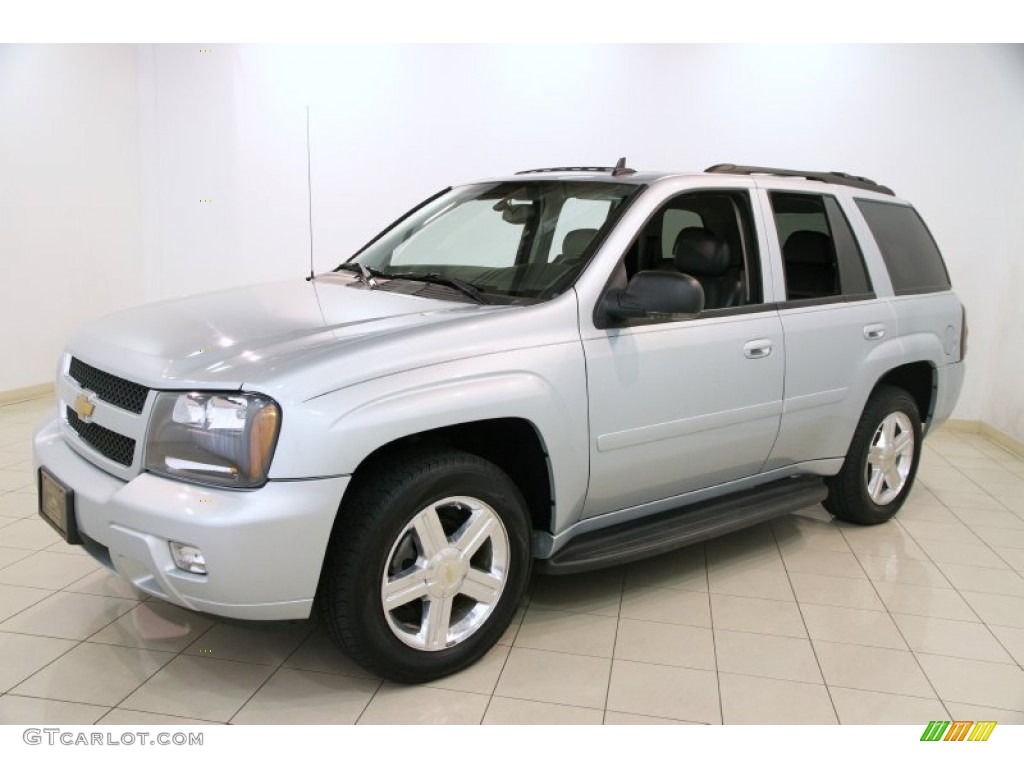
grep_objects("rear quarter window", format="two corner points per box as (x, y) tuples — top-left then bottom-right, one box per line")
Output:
(855, 199), (951, 295)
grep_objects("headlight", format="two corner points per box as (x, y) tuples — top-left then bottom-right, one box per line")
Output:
(145, 392), (281, 488)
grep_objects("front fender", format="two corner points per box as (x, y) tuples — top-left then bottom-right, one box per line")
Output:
(269, 343), (591, 534)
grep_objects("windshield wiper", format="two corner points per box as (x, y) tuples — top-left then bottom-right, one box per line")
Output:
(383, 271), (491, 305)
(335, 261), (385, 289)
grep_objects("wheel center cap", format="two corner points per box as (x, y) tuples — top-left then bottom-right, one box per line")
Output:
(426, 548), (468, 598)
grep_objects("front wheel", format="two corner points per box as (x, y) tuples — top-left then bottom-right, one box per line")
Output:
(825, 386), (922, 525)
(319, 449), (532, 683)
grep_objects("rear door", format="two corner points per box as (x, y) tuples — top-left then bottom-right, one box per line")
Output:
(759, 186), (896, 468)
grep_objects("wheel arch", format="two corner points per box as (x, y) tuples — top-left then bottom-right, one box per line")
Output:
(820, 357), (938, 477)
(825, 378), (925, 524)
(870, 359), (936, 428)
(342, 417), (555, 537)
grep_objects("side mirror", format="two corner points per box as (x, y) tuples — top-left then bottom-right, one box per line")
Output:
(600, 271), (705, 324)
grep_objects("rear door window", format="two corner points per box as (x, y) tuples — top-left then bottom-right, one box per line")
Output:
(770, 192), (874, 303)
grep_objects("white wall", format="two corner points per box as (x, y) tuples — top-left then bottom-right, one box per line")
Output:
(0, 44), (143, 393)
(981, 47), (1024, 445)
(5, 44), (1023, 441)
(988, 67), (1024, 443)
(991, 251), (1024, 443)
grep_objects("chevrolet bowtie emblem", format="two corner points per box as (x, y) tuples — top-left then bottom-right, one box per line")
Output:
(74, 391), (97, 423)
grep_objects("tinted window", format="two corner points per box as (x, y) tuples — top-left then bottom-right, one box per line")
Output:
(771, 193), (876, 302)
(856, 199), (951, 294)
(770, 193), (840, 301)
(823, 197), (871, 296)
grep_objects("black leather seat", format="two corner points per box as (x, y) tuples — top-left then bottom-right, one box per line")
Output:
(555, 228), (598, 263)
(782, 230), (837, 299)
(673, 227), (742, 309)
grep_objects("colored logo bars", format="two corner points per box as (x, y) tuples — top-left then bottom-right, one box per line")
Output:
(920, 721), (997, 742)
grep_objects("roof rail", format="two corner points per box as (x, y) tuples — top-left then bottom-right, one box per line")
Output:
(705, 164), (895, 196)
(516, 166), (615, 175)
(517, 157), (636, 177)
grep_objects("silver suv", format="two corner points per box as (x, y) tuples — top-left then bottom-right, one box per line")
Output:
(34, 162), (966, 682)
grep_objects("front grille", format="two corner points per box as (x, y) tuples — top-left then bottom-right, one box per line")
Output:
(65, 406), (136, 466)
(69, 357), (149, 414)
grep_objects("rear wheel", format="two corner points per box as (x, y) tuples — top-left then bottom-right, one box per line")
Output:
(825, 386), (922, 525)
(319, 449), (531, 683)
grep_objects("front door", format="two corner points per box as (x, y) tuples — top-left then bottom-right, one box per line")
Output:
(582, 312), (785, 517)
(580, 189), (785, 518)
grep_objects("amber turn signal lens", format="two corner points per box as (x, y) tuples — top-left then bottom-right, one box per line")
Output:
(248, 402), (281, 480)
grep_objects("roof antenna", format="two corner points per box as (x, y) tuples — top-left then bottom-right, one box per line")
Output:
(611, 157), (635, 176)
(304, 105), (315, 282)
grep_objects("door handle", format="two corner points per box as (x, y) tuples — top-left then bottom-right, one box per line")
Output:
(743, 339), (773, 359)
(863, 323), (886, 341)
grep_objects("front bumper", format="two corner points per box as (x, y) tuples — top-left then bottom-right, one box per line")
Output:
(33, 417), (349, 620)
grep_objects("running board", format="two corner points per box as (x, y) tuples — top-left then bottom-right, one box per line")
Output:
(536, 476), (828, 575)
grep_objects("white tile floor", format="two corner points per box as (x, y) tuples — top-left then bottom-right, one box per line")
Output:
(1, 396), (1023, 725)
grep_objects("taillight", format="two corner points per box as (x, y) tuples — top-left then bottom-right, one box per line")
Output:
(960, 304), (968, 361)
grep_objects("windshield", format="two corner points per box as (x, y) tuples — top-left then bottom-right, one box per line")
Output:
(338, 180), (641, 303)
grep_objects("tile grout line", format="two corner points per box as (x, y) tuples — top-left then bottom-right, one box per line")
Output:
(0, 689), (120, 722)
(938, 508), (1024, 572)
(837, 519), (952, 719)
(0, 547), (37, 571)
(98, 702), (225, 725)
(0, 581), (154, 722)
(476, 595), (523, 725)
(892, 506), (1024, 674)
(770, 520), (841, 724)
(0, 634), (88, 701)
(100, 611), (226, 722)
(350, 678), (387, 725)
(12, 653), (986, 722)
(599, 566), (626, 724)
(899, 524), (1023, 576)
(221, 620), (320, 724)
(701, 545), (726, 726)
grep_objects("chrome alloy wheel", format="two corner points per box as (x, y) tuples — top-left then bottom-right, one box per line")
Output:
(864, 412), (915, 505)
(381, 496), (510, 651)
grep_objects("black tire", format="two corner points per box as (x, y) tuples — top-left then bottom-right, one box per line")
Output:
(824, 386), (922, 525)
(318, 449), (531, 683)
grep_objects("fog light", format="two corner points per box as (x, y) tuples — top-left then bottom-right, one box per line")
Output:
(170, 542), (207, 575)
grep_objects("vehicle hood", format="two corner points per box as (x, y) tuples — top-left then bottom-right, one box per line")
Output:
(68, 275), (514, 394)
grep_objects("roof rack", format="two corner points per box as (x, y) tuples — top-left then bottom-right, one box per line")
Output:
(705, 164), (895, 196)
(517, 157), (636, 177)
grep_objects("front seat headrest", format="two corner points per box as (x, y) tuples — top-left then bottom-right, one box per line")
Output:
(562, 228), (599, 260)
(673, 227), (731, 277)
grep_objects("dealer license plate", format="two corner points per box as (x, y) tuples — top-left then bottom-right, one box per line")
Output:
(38, 468), (80, 544)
